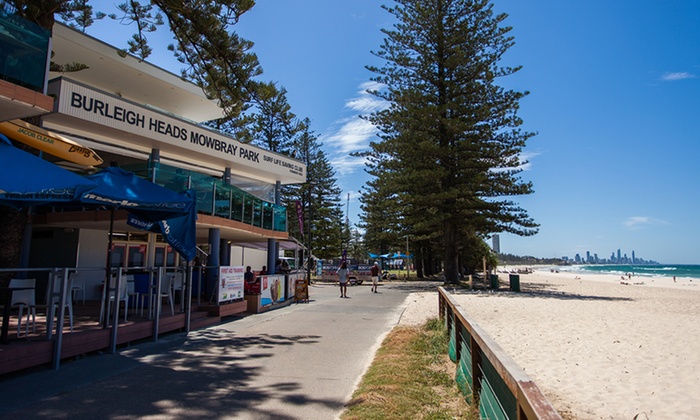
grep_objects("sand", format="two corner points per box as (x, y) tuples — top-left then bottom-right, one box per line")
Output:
(398, 268), (700, 419)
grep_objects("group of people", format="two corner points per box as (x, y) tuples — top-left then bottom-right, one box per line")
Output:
(336, 261), (381, 298)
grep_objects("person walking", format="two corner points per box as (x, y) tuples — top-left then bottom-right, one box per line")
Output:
(337, 261), (349, 298)
(370, 262), (380, 293)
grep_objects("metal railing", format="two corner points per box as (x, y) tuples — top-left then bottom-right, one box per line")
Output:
(438, 287), (561, 420)
(0, 265), (198, 371)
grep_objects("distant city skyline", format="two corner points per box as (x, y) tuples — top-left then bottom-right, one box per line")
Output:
(565, 248), (659, 265)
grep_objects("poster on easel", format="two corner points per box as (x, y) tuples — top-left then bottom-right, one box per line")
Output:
(219, 266), (244, 303)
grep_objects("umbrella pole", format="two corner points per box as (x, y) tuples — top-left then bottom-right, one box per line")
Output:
(102, 207), (115, 328)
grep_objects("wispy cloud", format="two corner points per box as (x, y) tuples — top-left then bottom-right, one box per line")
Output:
(623, 216), (669, 229)
(323, 82), (389, 175)
(661, 72), (696, 81)
(325, 117), (377, 154)
(330, 152), (368, 176)
(517, 151), (540, 171)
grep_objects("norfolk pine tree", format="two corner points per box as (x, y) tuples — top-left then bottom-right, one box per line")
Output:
(365, 0), (538, 283)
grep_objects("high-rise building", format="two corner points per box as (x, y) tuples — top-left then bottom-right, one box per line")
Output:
(492, 234), (500, 254)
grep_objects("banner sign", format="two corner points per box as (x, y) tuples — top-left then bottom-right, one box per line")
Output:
(295, 200), (304, 238)
(218, 266), (244, 303)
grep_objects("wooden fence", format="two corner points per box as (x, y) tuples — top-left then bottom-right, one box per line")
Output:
(438, 287), (561, 420)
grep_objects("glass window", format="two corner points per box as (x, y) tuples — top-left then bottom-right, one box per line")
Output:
(110, 245), (126, 267)
(128, 245), (146, 267)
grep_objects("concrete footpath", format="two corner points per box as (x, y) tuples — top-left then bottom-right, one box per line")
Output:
(0, 281), (440, 419)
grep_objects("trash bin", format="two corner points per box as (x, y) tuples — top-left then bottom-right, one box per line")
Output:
(490, 274), (499, 290)
(509, 274), (520, 292)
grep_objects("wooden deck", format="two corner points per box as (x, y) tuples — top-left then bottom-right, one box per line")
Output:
(0, 299), (242, 376)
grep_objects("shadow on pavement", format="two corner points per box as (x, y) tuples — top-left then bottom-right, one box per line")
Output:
(5, 330), (344, 418)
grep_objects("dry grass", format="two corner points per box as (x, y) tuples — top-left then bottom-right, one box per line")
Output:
(342, 318), (477, 420)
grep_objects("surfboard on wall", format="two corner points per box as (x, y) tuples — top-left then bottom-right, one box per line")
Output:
(0, 119), (103, 166)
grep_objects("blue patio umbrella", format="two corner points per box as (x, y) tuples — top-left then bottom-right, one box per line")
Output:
(79, 166), (197, 259)
(0, 134), (97, 208)
(126, 189), (198, 262)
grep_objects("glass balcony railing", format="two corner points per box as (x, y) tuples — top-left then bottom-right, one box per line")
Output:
(122, 162), (287, 234)
(0, 3), (50, 92)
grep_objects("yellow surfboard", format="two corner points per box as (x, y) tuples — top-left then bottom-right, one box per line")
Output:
(0, 119), (103, 166)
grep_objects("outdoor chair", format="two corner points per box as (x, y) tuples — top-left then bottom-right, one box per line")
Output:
(153, 274), (175, 317)
(43, 273), (74, 333)
(125, 275), (140, 316)
(9, 278), (37, 337)
(172, 272), (184, 311)
(70, 275), (86, 305)
(100, 275), (129, 324)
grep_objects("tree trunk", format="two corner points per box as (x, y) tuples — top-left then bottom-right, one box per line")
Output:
(443, 223), (460, 283)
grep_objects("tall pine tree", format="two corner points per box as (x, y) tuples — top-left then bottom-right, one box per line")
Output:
(364, 0), (538, 283)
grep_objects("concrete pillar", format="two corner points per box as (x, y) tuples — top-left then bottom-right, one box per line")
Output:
(267, 181), (281, 274)
(150, 148), (160, 183)
(220, 239), (231, 266)
(207, 228), (220, 300)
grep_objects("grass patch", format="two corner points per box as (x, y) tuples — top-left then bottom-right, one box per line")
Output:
(342, 318), (477, 420)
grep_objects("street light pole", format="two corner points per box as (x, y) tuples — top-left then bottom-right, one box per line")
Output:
(306, 183), (312, 285)
(405, 235), (409, 280)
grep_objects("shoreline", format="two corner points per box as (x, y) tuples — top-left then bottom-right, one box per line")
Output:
(502, 264), (700, 291)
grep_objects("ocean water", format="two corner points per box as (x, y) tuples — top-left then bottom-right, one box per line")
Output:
(558, 264), (700, 280)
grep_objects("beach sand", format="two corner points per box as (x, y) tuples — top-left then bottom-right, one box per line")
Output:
(398, 269), (700, 419)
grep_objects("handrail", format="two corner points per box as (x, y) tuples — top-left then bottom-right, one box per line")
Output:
(438, 287), (561, 420)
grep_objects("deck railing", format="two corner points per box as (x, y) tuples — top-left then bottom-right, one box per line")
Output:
(438, 287), (561, 419)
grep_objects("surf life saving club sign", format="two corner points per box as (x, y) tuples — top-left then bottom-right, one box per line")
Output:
(54, 79), (305, 183)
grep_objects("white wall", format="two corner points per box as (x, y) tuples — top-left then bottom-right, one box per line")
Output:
(230, 246), (268, 272)
(75, 229), (109, 301)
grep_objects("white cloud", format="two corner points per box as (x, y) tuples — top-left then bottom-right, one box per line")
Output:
(322, 81), (389, 176)
(661, 72), (696, 81)
(325, 117), (377, 154)
(517, 151), (540, 171)
(623, 216), (668, 229)
(331, 153), (368, 176)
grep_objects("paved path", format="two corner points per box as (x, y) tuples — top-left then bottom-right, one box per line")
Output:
(0, 281), (439, 419)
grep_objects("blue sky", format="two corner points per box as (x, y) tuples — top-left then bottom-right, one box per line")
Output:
(88, 1), (700, 264)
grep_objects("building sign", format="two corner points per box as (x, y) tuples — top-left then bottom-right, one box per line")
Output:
(50, 78), (306, 184)
(219, 266), (244, 303)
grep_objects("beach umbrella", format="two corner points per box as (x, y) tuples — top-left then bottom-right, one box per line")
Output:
(0, 134), (97, 208)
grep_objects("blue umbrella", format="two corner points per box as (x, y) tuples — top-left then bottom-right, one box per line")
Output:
(0, 134), (97, 208)
(127, 189), (198, 262)
(80, 167), (197, 261)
